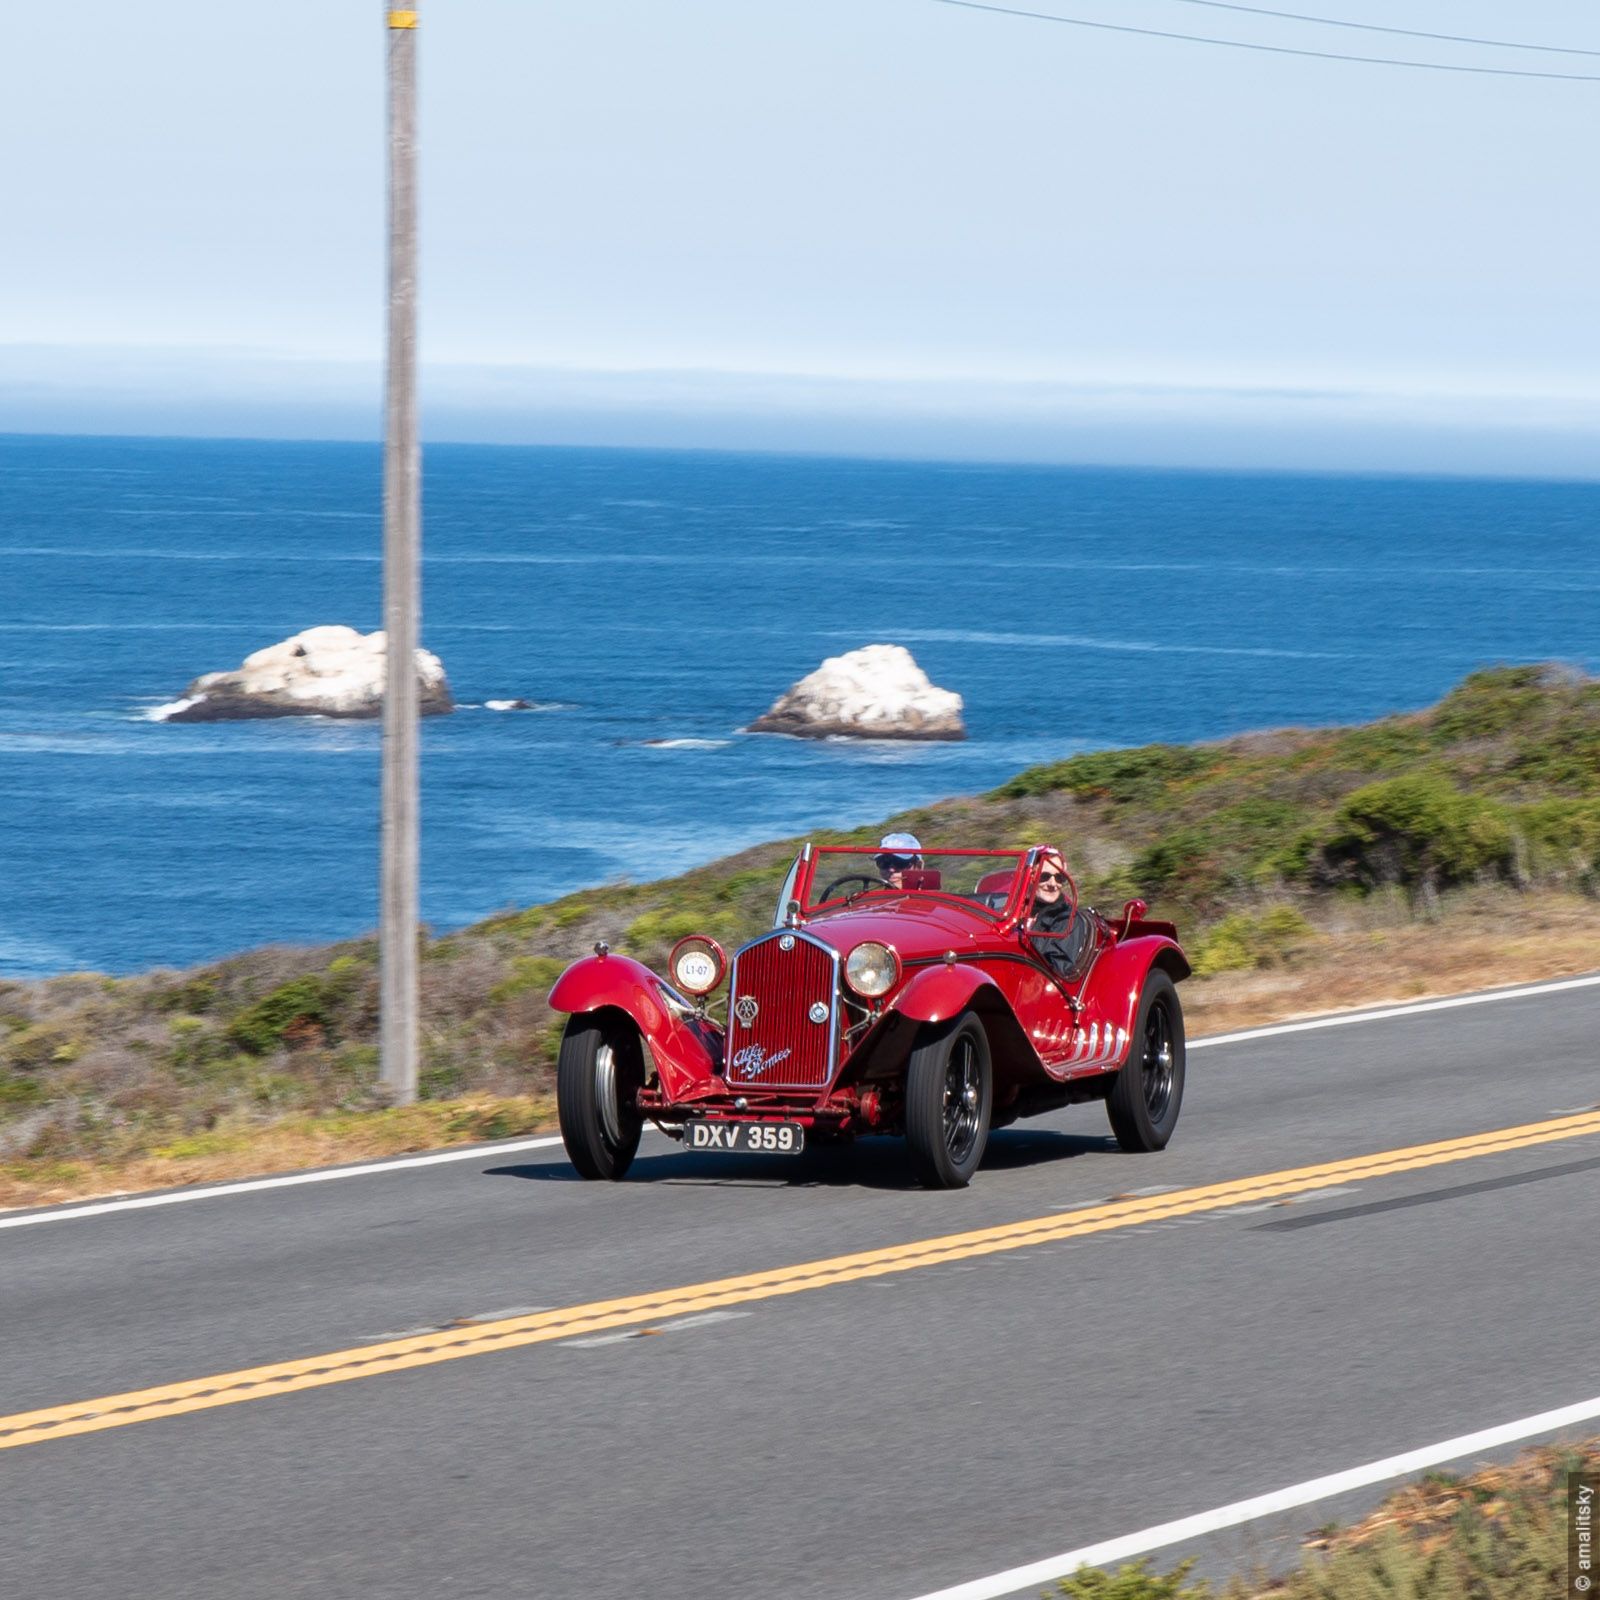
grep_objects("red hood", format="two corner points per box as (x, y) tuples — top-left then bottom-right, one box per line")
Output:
(798, 897), (999, 960)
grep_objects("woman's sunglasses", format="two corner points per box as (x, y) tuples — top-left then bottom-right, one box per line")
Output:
(1038, 871), (1066, 885)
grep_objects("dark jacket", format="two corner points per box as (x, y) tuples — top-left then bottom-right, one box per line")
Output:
(1029, 896), (1092, 975)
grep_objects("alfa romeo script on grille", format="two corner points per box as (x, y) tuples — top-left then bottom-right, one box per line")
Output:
(682, 1120), (806, 1155)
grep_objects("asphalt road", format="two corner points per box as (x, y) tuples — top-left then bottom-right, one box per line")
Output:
(5, 978), (1599, 1600)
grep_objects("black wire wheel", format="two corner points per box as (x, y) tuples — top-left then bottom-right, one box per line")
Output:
(557, 1011), (646, 1180)
(904, 1011), (993, 1189)
(1106, 969), (1186, 1153)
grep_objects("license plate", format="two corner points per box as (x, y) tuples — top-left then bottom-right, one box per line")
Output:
(682, 1119), (806, 1155)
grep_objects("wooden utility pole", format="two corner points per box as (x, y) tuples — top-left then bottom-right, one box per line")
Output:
(380, 4), (420, 1104)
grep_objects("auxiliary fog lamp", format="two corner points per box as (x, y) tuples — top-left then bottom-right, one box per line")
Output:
(669, 935), (727, 998)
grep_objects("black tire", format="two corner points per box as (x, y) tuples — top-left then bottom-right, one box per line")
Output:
(1106, 969), (1185, 1153)
(557, 1012), (645, 1180)
(904, 1012), (993, 1189)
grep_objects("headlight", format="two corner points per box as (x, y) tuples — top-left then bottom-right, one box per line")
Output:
(845, 941), (899, 998)
(669, 935), (726, 997)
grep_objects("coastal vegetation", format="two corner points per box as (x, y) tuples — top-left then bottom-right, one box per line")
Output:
(3, 664), (1598, 1205)
(1049, 1438), (1594, 1598)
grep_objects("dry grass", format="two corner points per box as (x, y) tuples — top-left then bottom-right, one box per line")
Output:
(1054, 1438), (1597, 1597)
(1183, 891), (1600, 1037)
(1231, 1439), (1593, 1598)
(0, 1094), (554, 1211)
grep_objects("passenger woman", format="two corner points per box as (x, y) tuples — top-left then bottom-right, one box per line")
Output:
(1028, 846), (1093, 975)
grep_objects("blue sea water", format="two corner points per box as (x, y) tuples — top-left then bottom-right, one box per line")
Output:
(2, 432), (1597, 978)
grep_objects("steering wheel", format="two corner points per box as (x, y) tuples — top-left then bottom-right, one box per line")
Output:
(817, 873), (883, 903)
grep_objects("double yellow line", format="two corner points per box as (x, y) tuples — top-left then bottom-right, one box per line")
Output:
(5, 1109), (1599, 1453)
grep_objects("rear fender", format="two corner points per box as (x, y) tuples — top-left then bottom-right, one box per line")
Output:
(1092, 935), (1191, 1047)
(548, 955), (722, 1101)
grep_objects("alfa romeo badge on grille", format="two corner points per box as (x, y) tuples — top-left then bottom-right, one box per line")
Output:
(778, 934), (796, 951)
(733, 995), (760, 1026)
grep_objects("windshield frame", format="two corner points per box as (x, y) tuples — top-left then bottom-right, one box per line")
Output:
(796, 845), (1036, 925)
(771, 848), (805, 928)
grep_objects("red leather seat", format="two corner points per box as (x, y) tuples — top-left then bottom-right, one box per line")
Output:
(973, 869), (1013, 909)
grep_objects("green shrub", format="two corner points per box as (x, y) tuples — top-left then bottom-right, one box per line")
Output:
(624, 904), (739, 957)
(420, 1063), (467, 1100)
(1512, 798), (1600, 871)
(1504, 720), (1600, 792)
(487, 956), (568, 1005)
(166, 1016), (234, 1073)
(248, 1070), (305, 1107)
(1328, 720), (1434, 773)
(475, 904), (555, 939)
(1257, 904), (1315, 947)
(1193, 796), (1315, 888)
(1266, 826), (1324, 883)
(225, 977), (336, 1055)
(1315, 775), (1513, 892)
(1191, 906), (1315, 977)
(149, 974), (220, 1014)
(1052, 1558), (1209, 1598)
(0, 1074), (46, 1109)
(1426, 665), (1552, 744)
(2, 1022), (83, 1070)
(332, 1042), (379, 1073)
(153, 1128), (256, 1161)
(1191, 918), (1253, 977)
(1129, 826), (1232, 912)
(993, 745), (1219, 805)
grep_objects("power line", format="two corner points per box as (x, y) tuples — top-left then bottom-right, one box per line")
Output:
(928, 0), (1600, 81)
(1168, 0), (1600, 60)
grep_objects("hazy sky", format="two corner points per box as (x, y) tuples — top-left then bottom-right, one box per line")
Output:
(5, 1), (1600, 468)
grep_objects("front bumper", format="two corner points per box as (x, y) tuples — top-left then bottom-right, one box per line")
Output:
(637, 1084), (883, 1135)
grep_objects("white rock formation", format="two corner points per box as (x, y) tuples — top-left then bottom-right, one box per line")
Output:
(747, 644), (965, 741)
(158, 626), (453, 722)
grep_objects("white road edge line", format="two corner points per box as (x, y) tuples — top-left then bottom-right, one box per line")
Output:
(1189, 972), (1600, 1050)
(4, 971), (1597, 1232)
(0, 1133), (571, 1231)
(903, 1392), (1600, 1600)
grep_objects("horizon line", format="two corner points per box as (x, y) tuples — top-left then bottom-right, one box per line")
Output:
(5, 426), (1600, 487)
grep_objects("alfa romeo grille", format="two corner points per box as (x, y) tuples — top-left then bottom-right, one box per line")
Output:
(725, 932), (838, 1089)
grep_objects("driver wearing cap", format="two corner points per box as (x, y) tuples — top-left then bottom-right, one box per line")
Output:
(874, 832), (923, 889)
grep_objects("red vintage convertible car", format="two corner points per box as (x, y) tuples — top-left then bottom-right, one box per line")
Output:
(548, 844), (1189, 1188)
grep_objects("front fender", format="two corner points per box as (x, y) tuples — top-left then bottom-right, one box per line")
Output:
(890, 962), (1001, 1024)
(876, 963), (1044, 1089)
(548, 954), (722, 1101)
(549, 953), (670, 1028)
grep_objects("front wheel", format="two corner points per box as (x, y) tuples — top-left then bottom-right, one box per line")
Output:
(557, 1012), (645, 1180)
(1106, 970), (1185, 1152)
(905, 1012), (992, 1189)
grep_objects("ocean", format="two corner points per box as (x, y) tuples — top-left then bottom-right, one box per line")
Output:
(2, 432), (1596, 978)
